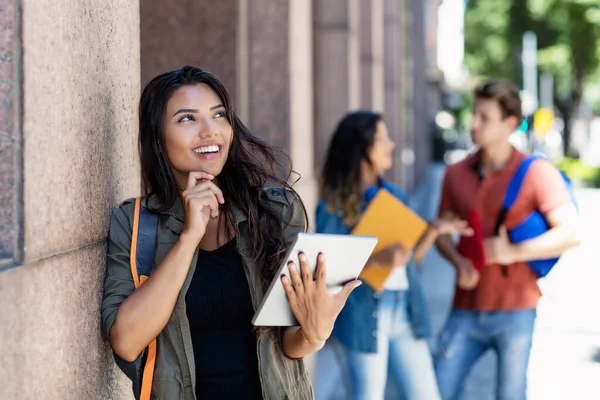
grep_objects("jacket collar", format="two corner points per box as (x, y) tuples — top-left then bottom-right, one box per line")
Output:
(363, 177), (394, 203)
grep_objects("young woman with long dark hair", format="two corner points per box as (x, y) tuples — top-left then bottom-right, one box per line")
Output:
(315, 111), (472, 400)
(102, 66), (360, 399)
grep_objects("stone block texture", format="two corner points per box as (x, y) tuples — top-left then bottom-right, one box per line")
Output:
(22, 0), (141, 261)
(0, 0), (18, 261)
(0, 0), (141, 398)
(0, 244), (133, 400)
(140, 0), (237, 94)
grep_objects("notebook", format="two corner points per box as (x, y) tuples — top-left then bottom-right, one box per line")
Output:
(351, 189), (429, 292)
(457, 208), (485, 271)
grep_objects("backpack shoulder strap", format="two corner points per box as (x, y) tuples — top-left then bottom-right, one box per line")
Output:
(129, 197), (159, 287)
(136, 199), (159, 281)
(503, 155), (540, 210)
(130, 198), (143, 289)
(494, 154), (540, 234)
(128, 197), (159, 400)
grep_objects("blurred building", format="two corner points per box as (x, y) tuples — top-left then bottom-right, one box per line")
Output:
(0, 0), (443, 398)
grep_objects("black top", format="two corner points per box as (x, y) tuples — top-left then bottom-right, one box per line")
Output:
(185, 238), (262, 399)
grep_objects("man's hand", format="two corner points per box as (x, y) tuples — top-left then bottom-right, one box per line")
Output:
(483, 225), (518, 265)
(454, 255), (480, 290)
(431, 218), (474, 236)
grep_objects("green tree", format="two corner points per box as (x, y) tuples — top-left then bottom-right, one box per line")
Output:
(464, 0), (600, 156)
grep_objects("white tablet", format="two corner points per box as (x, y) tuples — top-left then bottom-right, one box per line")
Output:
(252, 233), (378, 327)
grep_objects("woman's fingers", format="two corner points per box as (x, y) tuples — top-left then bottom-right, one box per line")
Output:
(334, 279), (362, 304)
(315, 253), (327, 291)
(281, 275), (297, 304)
(298, 253), (315, 293)
(287, 261), (305, 297)
(183, 180), (225, 204)
(186, 171), (214, 190)
(285, 253), (325, 298)
(184, 191), (220, 218)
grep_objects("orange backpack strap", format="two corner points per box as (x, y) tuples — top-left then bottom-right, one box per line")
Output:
(140, 339), (157, 400)
(129, 197), (158, 400)
(130, 197), (142, 289)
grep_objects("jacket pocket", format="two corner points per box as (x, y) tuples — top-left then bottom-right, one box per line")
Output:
(150, 368), (184, 400)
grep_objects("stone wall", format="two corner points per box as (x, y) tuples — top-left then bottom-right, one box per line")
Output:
(0, 1), (141, 398)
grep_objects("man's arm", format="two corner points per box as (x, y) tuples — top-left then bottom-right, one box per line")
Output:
(434, 211), (462, 266)
(435, 211), (480, 289)
(520, 161), (581, 258)
(435, 233), (462, 267)
(486, 161), (581, 265)
(512, 203), (579, 261)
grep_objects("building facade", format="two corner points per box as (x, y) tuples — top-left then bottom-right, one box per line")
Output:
(0, 1), (442, 398)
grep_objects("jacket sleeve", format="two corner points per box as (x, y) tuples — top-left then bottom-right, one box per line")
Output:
(281, 189), (308, 247)
(101, 200), (136, 342)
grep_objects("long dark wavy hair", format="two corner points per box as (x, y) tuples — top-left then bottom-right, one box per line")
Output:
(139, 66), (307, 289)
(320, 110), (383, 226)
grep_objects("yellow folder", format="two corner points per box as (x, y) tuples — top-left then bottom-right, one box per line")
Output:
(351, 189), (429, 292)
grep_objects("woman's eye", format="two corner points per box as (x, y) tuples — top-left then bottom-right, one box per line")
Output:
(178, 114), (195, 122)
(214, 111), (225, 119)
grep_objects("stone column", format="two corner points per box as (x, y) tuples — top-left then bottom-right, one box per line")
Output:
(400, 0), (416, 192)
(359, 0), (373, 109)
(383, 0), (408, 187)
(313, 0), (351, 172)
(240, 0), (291, 151)
(0, 0), (141, 398)
(140, 0), (238, 93)
(0, 0), (22, 267)
(289, 0), (317, 229)
(411, 0), (431, 184)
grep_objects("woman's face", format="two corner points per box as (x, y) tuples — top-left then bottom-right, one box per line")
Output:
(367, 120), (395, 174)
(162, 83), (233, 189)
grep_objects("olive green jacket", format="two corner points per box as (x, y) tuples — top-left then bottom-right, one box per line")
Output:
(101, 186), (314, 399)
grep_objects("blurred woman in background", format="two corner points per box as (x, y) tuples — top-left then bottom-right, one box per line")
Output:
(314, 110), (472, 400)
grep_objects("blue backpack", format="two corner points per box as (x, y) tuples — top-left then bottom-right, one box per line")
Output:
(495, 154), (577, 277)
(112, 197), (159, 400)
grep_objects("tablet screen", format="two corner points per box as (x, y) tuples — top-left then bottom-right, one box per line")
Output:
(252, 233), (378, 326)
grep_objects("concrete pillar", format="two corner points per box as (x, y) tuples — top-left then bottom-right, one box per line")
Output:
(383, 0), (409, 187)
(241, 0), (291, 150)
(411, 0), (430, 184)
(398, 0), (415, 192)
(0, 0), (141, 398)
(140, 0), (237, 94)
(359, 1), (373, 109)
(313, 0), (350, 172)
(371, 0), (386, 114)
(347, 0), (361, 110)
(0, 0), (22, 266)
(289, 0), (317, 230)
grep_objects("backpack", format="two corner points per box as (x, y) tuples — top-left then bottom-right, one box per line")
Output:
(495, 154), (577, 277)
(112, 197), (159, 400)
